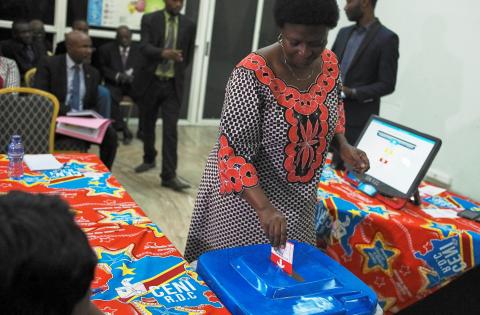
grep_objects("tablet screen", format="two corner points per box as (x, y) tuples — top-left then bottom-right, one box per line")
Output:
(355, 116), (442, 198)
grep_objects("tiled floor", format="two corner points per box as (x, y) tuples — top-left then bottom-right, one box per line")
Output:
(107, 125), (218, 254)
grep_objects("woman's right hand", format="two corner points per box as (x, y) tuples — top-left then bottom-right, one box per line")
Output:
(257, 206), (287, 249)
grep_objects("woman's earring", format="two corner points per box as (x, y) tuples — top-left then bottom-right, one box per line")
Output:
(277, 33), (283, 45)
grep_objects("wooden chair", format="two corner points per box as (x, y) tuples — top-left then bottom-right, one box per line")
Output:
(24, 68), (37, 87)
(119, 95), (135, 127)
(0, 87), (59, 154)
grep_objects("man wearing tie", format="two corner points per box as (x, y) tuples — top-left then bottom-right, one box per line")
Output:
(132, 0), (196, 191)
(1, 19), (46, 77)
(99, 26), (140, 145)
(332, 0), (399, 146)
(34, 31), (118, 169)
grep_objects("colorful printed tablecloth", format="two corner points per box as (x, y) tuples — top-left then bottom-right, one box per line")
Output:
(0, 154), (230, 315)
(316, 164), (480, 314)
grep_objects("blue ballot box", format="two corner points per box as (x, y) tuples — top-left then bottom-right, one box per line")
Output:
(197, 241), (378, 315)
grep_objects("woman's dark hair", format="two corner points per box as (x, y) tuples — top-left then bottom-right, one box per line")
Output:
(0, 191), (98, 315)
(274, 0), (339, 29)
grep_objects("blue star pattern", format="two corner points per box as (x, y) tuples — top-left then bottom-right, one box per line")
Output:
(358, 236), (399, 275)
(103, 210), (146, 225)
(15, 173), (48, 186)
(423, 222), (458, 238)
(365, 205), (389, 217)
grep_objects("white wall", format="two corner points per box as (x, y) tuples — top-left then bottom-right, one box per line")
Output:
(330, 0), (480, 200)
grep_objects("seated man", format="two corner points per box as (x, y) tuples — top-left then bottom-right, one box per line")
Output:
(98, 25), (141, 145)
(30, 19), (53, 54)
(55, 19), (111, 119)
(1, 19), (46, 77)
(0, 191), (103, 315)
(34, 31), (118, 169)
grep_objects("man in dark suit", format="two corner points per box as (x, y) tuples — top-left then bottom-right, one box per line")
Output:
(34, 31), (118, 169)
(332, 0), (399, 146)
(98, 26), (140, 145)
(1, 19), (46, 77)
(30, 19), (53, 54)
(132, 0), (196, 191)
(55, 19), (111, 120)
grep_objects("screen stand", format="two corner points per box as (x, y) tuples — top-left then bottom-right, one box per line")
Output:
(375, 188), (421, 209)
(411, 189), (421, 206)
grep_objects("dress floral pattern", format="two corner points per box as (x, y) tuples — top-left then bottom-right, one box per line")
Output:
(184, 49), (345, 262)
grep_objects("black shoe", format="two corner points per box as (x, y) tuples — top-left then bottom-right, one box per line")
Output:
(136, 130), (144, 140)
(134, 162), (156, 173)
(122, 128), (133, 145)
(161, 176), (191, 191)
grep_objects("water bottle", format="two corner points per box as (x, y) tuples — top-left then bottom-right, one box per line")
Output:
(7, 135), (24, 180)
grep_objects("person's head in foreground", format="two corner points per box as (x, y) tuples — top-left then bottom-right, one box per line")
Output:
(274, 0), (339, 70)
(0, 191), (99, 315)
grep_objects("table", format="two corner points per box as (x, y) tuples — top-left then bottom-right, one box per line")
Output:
(0, 154), (230, 314)
(316, 164), (480, 314)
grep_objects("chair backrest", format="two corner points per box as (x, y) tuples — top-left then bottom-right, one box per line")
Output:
(0, 87), (59, 154)
(24, 68), (37, 87)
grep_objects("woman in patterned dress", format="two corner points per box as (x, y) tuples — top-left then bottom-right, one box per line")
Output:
(184, 0), (370, 262)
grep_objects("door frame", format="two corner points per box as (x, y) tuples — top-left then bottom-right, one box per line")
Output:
(187, 0), (266, 126)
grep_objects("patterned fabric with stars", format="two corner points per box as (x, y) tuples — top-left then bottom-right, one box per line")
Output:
(316, 161), (480, 314)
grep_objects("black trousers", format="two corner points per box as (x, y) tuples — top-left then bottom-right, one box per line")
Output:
(141, 78), (180, 180)
(99, 125), (118, 169)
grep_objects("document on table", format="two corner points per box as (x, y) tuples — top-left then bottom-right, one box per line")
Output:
(419, 184), (446, 197)
(421, 208), (460, 219)
(24, 154), (63, 171)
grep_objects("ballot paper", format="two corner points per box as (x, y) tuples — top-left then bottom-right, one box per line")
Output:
(421, 208), (460, 219)
(271, 241), (294, 274)
(419, 184), (447, 197)
(24, 154), (63, 171)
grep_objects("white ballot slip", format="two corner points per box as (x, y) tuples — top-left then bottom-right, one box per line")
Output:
(24, 154), (63, 171)
(271, 241), (295, 274)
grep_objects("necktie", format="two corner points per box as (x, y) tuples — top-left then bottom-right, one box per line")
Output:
(70, 65), (81, 111)
(25, 45), (35, 63)
(160, 16), (175, 73)
(120, 47), (128, 70)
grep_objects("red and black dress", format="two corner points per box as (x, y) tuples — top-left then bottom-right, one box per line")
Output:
(184, 50), (345, 262)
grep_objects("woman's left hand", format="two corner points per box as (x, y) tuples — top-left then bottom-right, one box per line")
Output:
(339, 143), (370, 173)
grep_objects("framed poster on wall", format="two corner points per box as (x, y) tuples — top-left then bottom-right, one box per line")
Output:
(87, 0), (165, 30)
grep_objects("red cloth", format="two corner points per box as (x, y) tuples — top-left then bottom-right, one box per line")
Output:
(0, 74), (4, 88)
